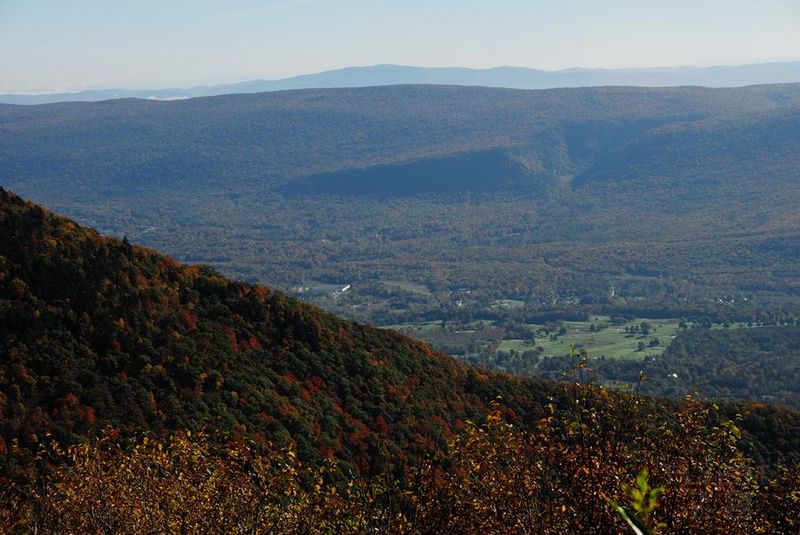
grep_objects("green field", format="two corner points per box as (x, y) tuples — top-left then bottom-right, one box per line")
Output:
(384, 314), (690, 363)
(383, 320), (443, 332)
(496, 338), (537, 353)
(499, 316), (684, 360)
(387, 314), (756, 368)
(490, 299), (526, 310)
(380, 280), (432, 296)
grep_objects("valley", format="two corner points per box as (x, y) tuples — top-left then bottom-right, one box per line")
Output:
(3, 83), (800, 407)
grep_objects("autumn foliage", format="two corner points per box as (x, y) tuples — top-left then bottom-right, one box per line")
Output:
(2, 191), (800, 532)
(1, 430), (409, 534)
(3, 391), (799, 534)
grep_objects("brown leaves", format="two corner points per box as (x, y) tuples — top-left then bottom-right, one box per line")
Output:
(2, 429), (410, 534)
(2, 395), (799, 533)
(407, 395), (791, 534)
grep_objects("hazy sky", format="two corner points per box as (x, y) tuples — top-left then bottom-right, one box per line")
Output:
(2, 0), (799, 92)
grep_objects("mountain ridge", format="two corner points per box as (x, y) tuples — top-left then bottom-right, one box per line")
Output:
(574, 101), (800, 188)
(2, 60), (800, 104)
(4, 83), (800, 200)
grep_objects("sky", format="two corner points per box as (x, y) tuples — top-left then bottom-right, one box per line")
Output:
(1, 0), (799, 93)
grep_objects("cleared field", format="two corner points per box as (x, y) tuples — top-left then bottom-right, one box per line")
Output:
(504, 316), (684, 360)
(383, 320), (442, 332)
(380, 280), (433, 296)
(384, 315), (755, 365)
(491, 299), (526, 310)
(497, 338), (537, 353)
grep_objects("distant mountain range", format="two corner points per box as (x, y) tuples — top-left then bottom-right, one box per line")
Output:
(2, 61), (800, 104)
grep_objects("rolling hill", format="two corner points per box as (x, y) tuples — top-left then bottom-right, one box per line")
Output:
(1, 83), (799, 200)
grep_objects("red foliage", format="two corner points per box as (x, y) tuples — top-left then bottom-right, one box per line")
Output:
(182, 310), (198, 330)
(348, 421), (373, 452)
(258, 412), (275, 425)
(252, 286), (270, 301)
(252, 432), (271, 448)
(279, 402), (300, 421)
(307, 376), (326, 393)
(281, 372), (299, 385)
(374, 415), (389, 434)
(501, 406), (517, 423)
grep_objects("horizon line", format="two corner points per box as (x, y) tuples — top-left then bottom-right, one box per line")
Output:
(4, 58), (800, 96)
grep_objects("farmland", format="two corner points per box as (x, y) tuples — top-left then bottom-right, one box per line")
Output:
(384, 315), (689, 372)
(497, 316), (682, 360)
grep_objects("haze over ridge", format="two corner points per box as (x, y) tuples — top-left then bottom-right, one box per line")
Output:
(2, 61), (800, 105)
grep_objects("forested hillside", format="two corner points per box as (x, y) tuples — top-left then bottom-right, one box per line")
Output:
(2, 191), (800, 532)
(0, 188), (534, 467)
(2, 84), (799, 198)
(577, 102), (800, 188)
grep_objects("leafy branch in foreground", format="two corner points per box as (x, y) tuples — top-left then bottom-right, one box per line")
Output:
(608, 468), (665, 535)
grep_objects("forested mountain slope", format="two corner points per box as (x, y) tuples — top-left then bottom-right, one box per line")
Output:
(576, 102), (800, 189)
(0, 189), (541, 467)
(2, 84), (799, 199)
